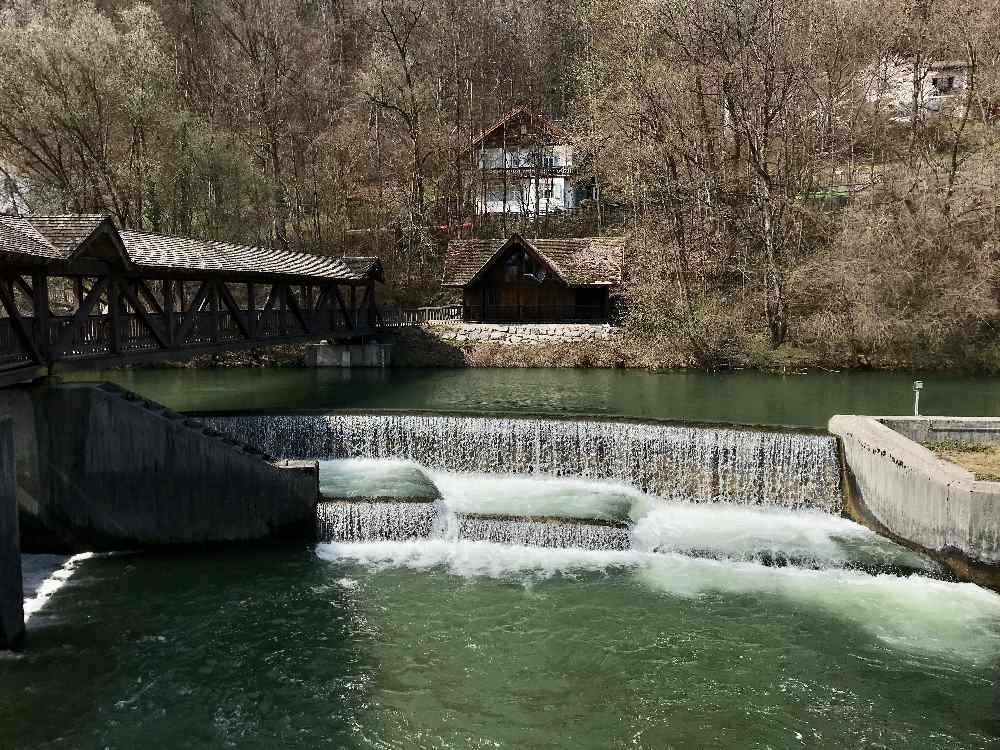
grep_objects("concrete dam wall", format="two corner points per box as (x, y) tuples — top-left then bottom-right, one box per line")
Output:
(205, 412), (844, 511)
(830, 415), (1000, 588)
(1, 382), (319, 550)
(0, 417), (23, 650)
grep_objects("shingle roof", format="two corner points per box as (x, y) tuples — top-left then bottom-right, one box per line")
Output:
(0, 213), (380, 283)
(339, 256), (382, 279)
(119, 230), (362, 281)
(0, 216), (63, 260)
(25, 215), (107, 256)
(442, 234), (625, 288)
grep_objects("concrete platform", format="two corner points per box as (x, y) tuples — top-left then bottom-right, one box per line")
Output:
(830, 415), (1000, 589)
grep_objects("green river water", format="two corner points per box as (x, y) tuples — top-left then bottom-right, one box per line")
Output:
(2, 368), (1000, 748)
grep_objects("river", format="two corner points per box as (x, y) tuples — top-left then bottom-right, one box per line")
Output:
(2, 367), (998, 748)
(60, 366), (1000, 427)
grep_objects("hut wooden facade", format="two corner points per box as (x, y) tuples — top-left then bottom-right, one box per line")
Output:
(442, 233), (624, 323)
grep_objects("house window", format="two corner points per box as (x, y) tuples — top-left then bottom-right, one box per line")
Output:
(932, 75), (956, 95)
(542, 186), (553, 199)
(543, 154), (557, 168)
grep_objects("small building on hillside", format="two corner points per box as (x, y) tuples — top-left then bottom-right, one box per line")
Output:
(469, 107), (595, 215)
(442, 233), (625, 323)
(873, 59), (972, 120)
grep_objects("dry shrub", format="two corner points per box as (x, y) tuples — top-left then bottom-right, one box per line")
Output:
(790, 189), (1000, 369)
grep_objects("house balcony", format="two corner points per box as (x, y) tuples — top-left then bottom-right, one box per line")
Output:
(477, 166), (572, 179)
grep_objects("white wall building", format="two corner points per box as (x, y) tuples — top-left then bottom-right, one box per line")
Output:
(468, 107), (592, 215)
(871, 59), (972, 121)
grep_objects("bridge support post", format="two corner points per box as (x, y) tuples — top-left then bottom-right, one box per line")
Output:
(0, 417), (24, 651)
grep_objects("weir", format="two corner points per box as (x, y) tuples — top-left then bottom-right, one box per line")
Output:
(206, 413), (843, 511)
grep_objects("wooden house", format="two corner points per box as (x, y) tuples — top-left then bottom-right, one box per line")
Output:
(442, 233), (625, 323)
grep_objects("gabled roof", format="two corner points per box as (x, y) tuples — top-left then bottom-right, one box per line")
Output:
(26, 215), (108, 255)
(0, 213), (131, 268)
(442, 233), (626, 288)
(469, 106), (563, 151)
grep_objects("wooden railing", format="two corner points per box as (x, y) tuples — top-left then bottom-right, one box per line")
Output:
(377, 305), (464, 327)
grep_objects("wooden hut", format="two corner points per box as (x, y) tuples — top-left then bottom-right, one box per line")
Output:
(442, 233), (624, 323)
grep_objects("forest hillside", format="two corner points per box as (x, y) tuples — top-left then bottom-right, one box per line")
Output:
(1, 0), (999, 370)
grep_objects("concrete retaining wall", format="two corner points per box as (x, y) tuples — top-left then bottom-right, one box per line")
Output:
(0, 417), (24, 650)
(305, 340), (393, 367)
(829, 415), (1000, 583)
(878, 416), (1000, 445)
(3, 382), (319, 549)
(424, 321), (616, 346)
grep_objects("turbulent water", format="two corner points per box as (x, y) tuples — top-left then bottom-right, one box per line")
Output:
(316, 500), (439, 542)
(6, 451), (1000, 747)
(209, 413), (843, 510)
(456, 515), (632, 550)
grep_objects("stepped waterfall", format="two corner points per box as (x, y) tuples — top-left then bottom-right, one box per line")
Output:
(204, 412), (941, 576)
(208, 413), (843, 510)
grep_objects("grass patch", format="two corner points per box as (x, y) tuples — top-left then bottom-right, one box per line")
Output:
(924, 440), (1000, 481)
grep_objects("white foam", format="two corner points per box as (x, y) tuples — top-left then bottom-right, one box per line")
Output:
(317, 540), (1000, 662)
(318, 539), (640, 579)
(638, 553), (1000, 662)
(22, 552), (94, 622)
(430, 471), (642, 521)
(631, 503), (937, 570)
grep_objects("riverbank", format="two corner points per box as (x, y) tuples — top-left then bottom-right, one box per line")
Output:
(123, 323), (1000, 375)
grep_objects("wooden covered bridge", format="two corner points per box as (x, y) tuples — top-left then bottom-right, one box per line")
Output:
(0, 214), (392, 388)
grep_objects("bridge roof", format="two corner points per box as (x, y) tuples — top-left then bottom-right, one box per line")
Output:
(0, 214), (379, 283)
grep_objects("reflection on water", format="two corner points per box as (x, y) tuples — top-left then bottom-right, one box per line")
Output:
(65, 366), (1000, 428)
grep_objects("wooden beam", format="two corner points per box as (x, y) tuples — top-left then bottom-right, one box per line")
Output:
(119, 283), (169, 348)
(163, 279), (175, 347)
(217, 282), (251, 340)
(0, 279), (44, 364)
(31, 272), (49, 361)
(109, 277), (122, 355)
(210, 281), (219, 343)
(52, 276), (111, 352)
(14, 276), (33, 300)
(246, 283), (257, 339)
(284, 284), (311, 334)
(176, 281), (211, 343)
(332, 285), (353, 330)
(136, 279), (165, 316)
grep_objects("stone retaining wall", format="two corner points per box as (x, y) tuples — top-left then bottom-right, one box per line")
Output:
(424, 321), (617, 346)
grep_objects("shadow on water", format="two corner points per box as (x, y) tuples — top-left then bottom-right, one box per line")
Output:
(0, 547), (374, 749)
